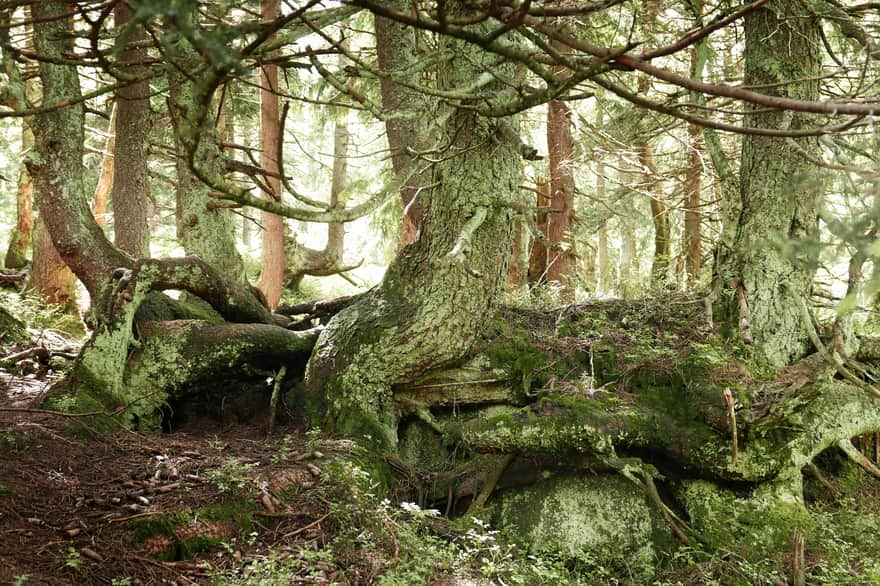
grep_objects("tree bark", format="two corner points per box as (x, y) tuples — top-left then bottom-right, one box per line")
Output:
(29, 219), (77, 310)
(683, 114), (703, 288)
(167, 6), (245, 284)
(256, 0), (286, 308)
(91, 105), (115, 228)
(29, 0), (129, 303)
(527, 178), (550, 284)
(112, 1), (152, 258)
(5, 123), (33, 270)
(546, 40), (576, 297)
(714, 0), (822, 366)
(304, 9), (521, 449)
(374, 3), (430, 248)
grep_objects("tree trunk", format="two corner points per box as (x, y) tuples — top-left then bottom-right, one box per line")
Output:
(91, 105), (115, 228)
(636, 76), (669, 288)
(546, 65), (576, 297)
(112, 1), (152, 258)
(682, 116), (703, 288)
(374, 3), (430, 248)
(167, 6), (245, 284)
(5, 123), (33, 269)
(527, 178), (550, 284)
(304, 10), (521, 450)
(29, 219), (77, 310)
(29, 0), (129, 303)
(256, 0), (285, 308)
(714, 0), (822, 366)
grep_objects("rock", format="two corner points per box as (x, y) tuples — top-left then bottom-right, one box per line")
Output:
(492, 473), (657, 579)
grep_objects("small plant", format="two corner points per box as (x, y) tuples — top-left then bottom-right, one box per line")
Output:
(64, 547), (82, 570)
(305, 427), (321, 451)
(111, 578), (133, 586)
(204, 458), (259, 494)
(271, 435), (295, 465)
(12, 576), (29, 586)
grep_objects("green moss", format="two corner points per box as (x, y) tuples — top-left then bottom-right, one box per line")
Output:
(676, 479), (809, 555)
(0, 483), (13, 497)
(492, 474), (658, 579)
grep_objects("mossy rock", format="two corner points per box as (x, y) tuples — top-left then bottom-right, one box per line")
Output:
(675, 478), (809, 554)
(491, 473), (658, 579)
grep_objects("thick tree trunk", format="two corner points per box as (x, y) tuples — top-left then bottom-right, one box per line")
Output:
(304, 13), (521, 449)
(167, 6), (245, 284)
(374, 3), (430, 248)
(29, 219), (77, 310)
(714, 0), (822, 366)
(256, 0), (286, 308)
(112, 1), (152, 258)
(29, 0), (129, 303)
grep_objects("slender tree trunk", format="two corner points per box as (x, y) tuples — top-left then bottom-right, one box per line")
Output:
(620, 217), (638, 299)
(683, 109), (703, 288)
(91, 105), (115, 228)
(325, 116), (348, 266)
(374, 2), (430, 248)
(5, 124), (33, 269)
(714, 0), (822, 366)
(256, 0), (285, 308)
(636, 76), (669, 287)
(597, 222), (609, 295)
(112, 1), (152, 258)
(507, 217), (525, 288)
(546, 44), (576, 297)
(527, 178), (550, 284)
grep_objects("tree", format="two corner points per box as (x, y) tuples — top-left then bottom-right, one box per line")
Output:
(713, 0), (823, 366)
(10, 0), (880, 575)
(255, 0), (286, 308)
(111, 1), (152, 258)
(304, 5), (522, 449)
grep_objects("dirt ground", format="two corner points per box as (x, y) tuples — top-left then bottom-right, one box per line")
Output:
(0, 368), (340, 585)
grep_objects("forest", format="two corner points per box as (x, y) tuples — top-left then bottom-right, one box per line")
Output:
(1, 0), (880, 583)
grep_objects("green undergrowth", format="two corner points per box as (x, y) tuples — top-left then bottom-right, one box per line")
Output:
(0, 291), (85, 340)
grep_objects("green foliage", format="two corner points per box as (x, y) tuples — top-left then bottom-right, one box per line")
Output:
(0, 292), (84, 339)
(204, 458), (260, 495)
(64, 547), (82, 571)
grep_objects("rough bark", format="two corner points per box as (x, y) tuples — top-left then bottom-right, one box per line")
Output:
(714, 0), (822, 366)
(374, 3), (430, 248)
(91, 106), (115, 228)
(112, 1), (152, 258)
(167, 6), (245, 284)
(256, 0), (286, 308)
(5, 124), (33, 270)
(29, 219), (77, 310)
(304, 11), (521, 450)
(29, 0), (130, 302)
(546, 49), (576, 296)
(527, 178), (550, 284)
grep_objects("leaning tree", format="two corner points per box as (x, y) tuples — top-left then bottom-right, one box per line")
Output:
(9, 0), (880, 575)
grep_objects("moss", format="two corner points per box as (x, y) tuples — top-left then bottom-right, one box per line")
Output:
(492, 473), (658, 579)
(0, 483), (13, 497)
(676, 478), (809, 555)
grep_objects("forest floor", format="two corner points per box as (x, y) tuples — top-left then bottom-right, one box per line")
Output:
(0, 368), (364, 586)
